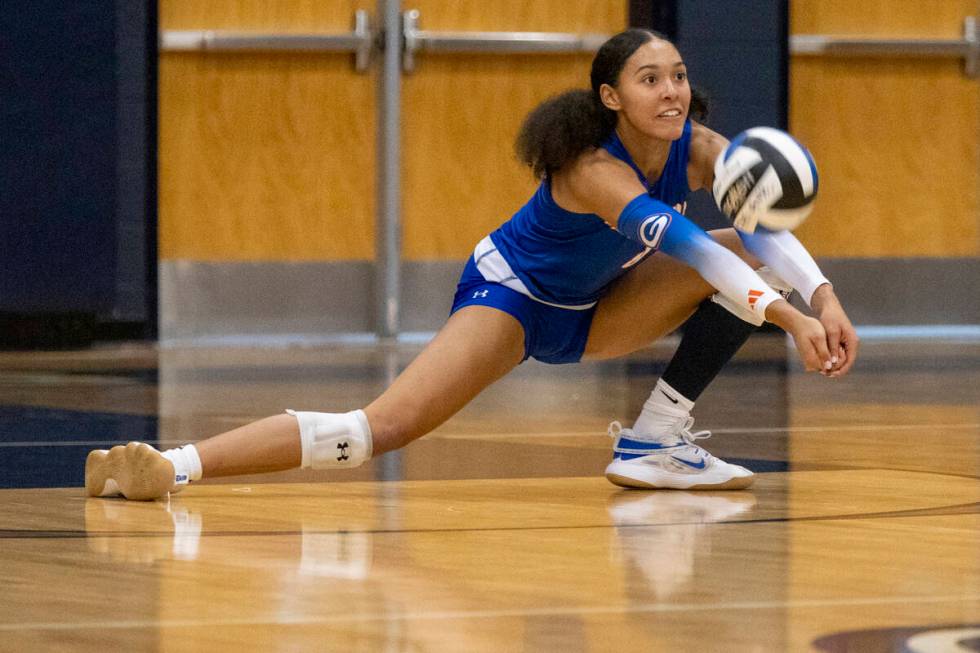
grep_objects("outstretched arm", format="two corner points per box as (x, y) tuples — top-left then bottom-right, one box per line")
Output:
(737, 228), (858, 376)
(621, 194), (835, 373)
(688, 122), (859, 377)
(554, 151), (834, 372)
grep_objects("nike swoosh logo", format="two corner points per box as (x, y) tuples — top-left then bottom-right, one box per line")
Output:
(660, 390), (679, 404)
(671, 456), (706, 469)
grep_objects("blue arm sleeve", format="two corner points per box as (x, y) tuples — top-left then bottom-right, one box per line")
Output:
(617, 194), (784, 320)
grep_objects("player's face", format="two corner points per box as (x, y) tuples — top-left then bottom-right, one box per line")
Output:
(610, 39), (691, 141)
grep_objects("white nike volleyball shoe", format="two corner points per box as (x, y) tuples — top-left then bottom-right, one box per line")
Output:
(604, 418), (754, 490)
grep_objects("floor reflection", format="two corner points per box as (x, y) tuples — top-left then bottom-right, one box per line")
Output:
(85, 498), (374, 579)
(82, 484), (766, 620)
(608, 491), (757, 600)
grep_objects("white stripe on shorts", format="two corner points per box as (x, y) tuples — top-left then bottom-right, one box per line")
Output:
(473, 236), (597, 311)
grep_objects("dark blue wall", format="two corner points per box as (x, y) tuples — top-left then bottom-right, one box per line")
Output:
(633, 0), (788, 229)
(676, 0), (787, 134)
(0, 1), (156, 343)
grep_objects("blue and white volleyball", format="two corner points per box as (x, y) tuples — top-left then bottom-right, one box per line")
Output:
(712, 127), (819, 233)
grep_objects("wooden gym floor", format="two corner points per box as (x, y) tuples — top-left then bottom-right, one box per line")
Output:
(0, 334), (977, 652)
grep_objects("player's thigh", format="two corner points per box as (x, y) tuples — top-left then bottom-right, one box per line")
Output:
(365, 305), (526, 447)
(418, 305), (526, 387)
(584, 228), (757, 360)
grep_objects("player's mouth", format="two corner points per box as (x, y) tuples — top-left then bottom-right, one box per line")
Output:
(657, 108), (684, 119)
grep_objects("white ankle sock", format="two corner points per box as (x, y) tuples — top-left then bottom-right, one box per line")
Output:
(161, 444), (203, 486)
(632, 379), (694, 437)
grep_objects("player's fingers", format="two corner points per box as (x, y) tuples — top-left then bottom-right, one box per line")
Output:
(801, 338), (824, 372)
(837, 337), (859, 375)
(793, 336), (815, 371)
(813, 334), (833, 374)
(825, 326), (842, 369)
(806, 355), (822, 373)
(826, 345), (843, 373)
(827, 348), (846, 377)
(825, 325), (841, 350)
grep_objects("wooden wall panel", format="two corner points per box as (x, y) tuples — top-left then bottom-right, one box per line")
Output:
(789, 0), (979, 257)
(159, 1), (375, 262)
(161, 0), (373, 30)
(791, 1), (975, 36)
(401, 1), (627, 260)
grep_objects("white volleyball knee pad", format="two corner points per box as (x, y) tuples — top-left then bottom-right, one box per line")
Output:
(711, 266), (794, 326)
(286, 409), (373, 469)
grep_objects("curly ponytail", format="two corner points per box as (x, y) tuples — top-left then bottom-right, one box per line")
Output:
(515, 90), (614, 180)
(517, 29), (658, 178)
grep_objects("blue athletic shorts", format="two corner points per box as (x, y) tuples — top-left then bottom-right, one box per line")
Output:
(449, 257), (596, 364)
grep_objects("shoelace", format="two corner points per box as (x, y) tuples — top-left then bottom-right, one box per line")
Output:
(678, 416), (712, 445)
(677, 416), (713, 460)
(607, 417), (713, 450)
(607, 421), (625, 439)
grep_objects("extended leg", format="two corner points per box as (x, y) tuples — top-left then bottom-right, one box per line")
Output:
(86, 306), (525, 500)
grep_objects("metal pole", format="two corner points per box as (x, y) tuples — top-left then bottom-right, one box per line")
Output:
(376, 0), (401, 338)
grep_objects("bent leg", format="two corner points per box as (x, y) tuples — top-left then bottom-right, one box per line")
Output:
(589, 228), (763, 490)
(585, 228), (757, 360)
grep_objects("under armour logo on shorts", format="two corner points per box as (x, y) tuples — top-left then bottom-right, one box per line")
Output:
(473, 290), (489, 299)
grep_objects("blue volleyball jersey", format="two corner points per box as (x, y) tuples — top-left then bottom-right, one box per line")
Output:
(480, 120), (693, 308)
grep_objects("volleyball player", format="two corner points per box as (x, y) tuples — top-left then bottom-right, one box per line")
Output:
(86, 28), (858, 500)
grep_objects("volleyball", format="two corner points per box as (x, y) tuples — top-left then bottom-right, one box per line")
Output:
(712, 127), (818, 233)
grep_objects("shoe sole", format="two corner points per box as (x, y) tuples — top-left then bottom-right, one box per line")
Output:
(605, 471), (754, 491)
(85, 443), (175, 501)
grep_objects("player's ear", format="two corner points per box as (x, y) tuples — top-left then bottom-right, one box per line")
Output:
(599, 83), (621, 112)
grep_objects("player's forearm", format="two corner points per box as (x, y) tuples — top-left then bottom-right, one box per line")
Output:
(617, 193), (784, 320)
(809, 282), (840, 314)
(737, 229), (830, 306)
(763, 297), (808, 332)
